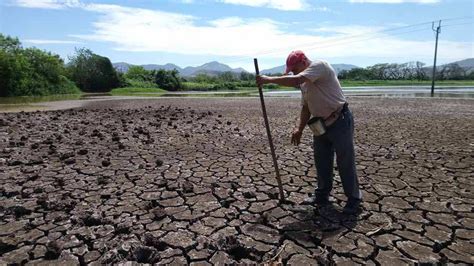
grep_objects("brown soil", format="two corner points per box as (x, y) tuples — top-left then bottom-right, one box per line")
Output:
(0, 97), (473, 264)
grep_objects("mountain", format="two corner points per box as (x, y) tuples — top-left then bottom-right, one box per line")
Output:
(142, 63), (182, 71)
(439, 58), (474, 71)
(422, 58), (474, 77)
(181, 61), (242, 76)
(261, 63), (359, 75)
(113, 58), (472, 77)
(113, 62), (132, 73)
(113, 61), (246, 76)
(332, 64), (359, 73)
(261, 65), (285, 75)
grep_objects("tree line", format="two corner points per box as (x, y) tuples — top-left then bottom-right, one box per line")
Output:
(338, 61), (474, 80)
(1, 33), (472, 97)
(125, 65), (264, 91)
(0, 34), (80, 97)
(123, 65), (182, 91)
(0, 34), (127, 96)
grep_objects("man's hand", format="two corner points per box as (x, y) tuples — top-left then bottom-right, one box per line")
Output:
(291, 128), (303, 146)
(256, 75), (271, 87)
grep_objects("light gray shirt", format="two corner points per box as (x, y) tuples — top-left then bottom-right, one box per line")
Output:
(299, 60), (346, 118)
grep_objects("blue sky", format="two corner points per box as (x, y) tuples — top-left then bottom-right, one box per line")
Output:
(1, 0), (473, 70)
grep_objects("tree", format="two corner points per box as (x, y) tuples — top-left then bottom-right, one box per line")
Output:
(338, 68), (373, 80)
(125, 65), (153, 81)
(193, 73), (216, 83)
(239, 71), (255, 81)
(217, 71), (236, 82)
(438, 63), (465, 80)
(0, 34), (79, 97)
(413, 61), (427, 80)
(154, 69), (183, 91)
(67, 48), (120, 92)
(0, 35), (21, 53)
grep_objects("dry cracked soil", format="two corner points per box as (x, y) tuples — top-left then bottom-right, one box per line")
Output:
(0, 97), (473, 265)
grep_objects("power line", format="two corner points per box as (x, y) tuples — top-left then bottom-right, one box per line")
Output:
(231, 21), (433, 61)
(223, 16), (473, 65)
(442, 22), (474, 28)
(226, 25), (433, 65)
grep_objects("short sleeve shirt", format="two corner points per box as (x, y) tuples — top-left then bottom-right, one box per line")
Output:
(299, 60), (346, 119)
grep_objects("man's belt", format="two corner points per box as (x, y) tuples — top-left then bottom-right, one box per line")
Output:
(324, 102), (348, 127)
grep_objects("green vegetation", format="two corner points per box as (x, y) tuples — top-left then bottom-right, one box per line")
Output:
(0, 34), (81, 97)
(120, 65), (182, 91)
(0, 94), (82, 105)
(66, 48), (122, 92)
(110, 87), (167, 95)
(338, 62), (474, 81)
(0, 33), (125, 97)
(182, 72), (257, 91)
(2, 33), (472, 99)
(125, 79), (158, 88)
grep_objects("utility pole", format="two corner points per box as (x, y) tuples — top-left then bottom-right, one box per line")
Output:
(431, 20), (441, 97)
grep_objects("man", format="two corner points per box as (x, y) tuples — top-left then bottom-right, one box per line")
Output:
(256, 50), (362, 214)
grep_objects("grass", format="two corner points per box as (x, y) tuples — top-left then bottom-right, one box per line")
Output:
(183, 82), (214, 91)
(110, 87), (167, 95)
(0, 93), (83, 105)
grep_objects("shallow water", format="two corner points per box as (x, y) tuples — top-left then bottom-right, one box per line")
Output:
(1, 86), (473, 113)
(266, 87), (474, 98)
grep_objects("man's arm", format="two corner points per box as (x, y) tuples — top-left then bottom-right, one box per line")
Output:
(291, 104), (311, 146)
(256, 74), (309, 87)
(297, 104), (311, 131)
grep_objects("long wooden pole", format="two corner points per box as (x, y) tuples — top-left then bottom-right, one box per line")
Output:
(254, 58), (285, 202)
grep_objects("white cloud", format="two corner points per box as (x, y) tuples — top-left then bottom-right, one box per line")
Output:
(349, 0), (440, 4)
(73, 4), (473, 69)
(12, 0), (81, 9)
(67, 3), (472, 66)
(70, 4), (321, 57)
(10, 1), (472, 69)
(23, 39), (83, 44)
(217, 0), (310, 11)
(312, 25), (384, 36)
(314, 6), (332, 12)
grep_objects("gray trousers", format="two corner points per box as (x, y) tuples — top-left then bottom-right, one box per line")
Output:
(313, 107), (361, 200)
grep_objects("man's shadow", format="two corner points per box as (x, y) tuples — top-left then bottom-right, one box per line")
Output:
(279, 202), (359, 247)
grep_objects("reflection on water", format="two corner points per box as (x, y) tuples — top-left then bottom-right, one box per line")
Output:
(0, 94), (83, 104)
(350, 93), (474, 98)
(0, 93), (117, 105)
(265, 88), (474, 99)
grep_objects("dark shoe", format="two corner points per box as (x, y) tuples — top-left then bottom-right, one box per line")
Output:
(302, 194), (330, 206)
(343, 198), (362, 215)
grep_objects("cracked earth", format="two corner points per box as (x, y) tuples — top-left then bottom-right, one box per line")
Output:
(0, 97), (473, 265)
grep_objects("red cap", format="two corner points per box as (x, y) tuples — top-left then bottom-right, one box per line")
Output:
(285, 50), (307, 74)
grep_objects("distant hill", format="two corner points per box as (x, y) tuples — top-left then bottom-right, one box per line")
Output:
(113, 61), (246, 77)
(260, 65), (285, 75)
(261, 63), (359, 75)
(333, 64), (360, 74)
(438, 58), (474, 72)
(114, 58), (473, 77)
(422, 58), (474, 76)
(142, 63), (182, 72)
(113, 62), (132, 73)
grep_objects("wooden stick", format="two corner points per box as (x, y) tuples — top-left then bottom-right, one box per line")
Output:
(254, 58), (285, 202)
